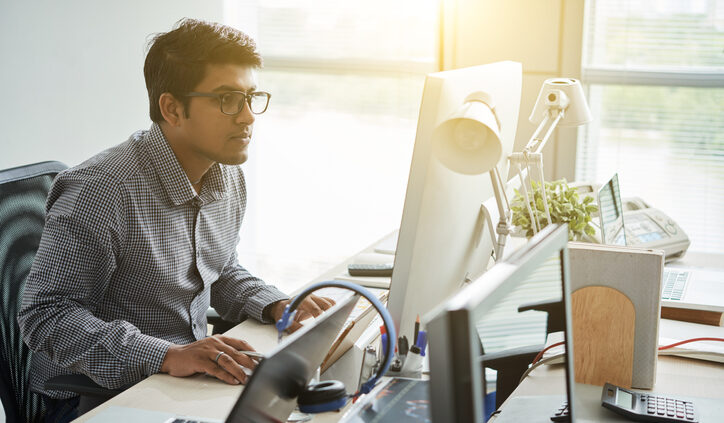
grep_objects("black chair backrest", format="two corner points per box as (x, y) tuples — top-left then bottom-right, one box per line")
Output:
(0, 161), (67, 422)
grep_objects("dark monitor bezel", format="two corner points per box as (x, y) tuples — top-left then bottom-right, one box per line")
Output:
(426, 224), (575, 422)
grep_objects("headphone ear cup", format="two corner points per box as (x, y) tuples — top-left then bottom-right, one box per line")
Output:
(297, 380), (348, 413)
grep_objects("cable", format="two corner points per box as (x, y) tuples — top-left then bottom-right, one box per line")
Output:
(518, 337), (724, 386)
(532, 341), (564, 365)
(519, 353), (565, 384)
(658, 337), (724, 351)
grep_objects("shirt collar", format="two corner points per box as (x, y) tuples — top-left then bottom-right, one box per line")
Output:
(144, 123), (227, 206)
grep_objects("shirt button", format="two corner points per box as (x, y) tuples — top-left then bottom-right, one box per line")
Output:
(192, 323), (197, 329)
(192, 198), (202, 207)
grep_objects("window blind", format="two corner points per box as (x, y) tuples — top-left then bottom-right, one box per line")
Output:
(577, 0), (724, 254)
(223, 1), (439, 278)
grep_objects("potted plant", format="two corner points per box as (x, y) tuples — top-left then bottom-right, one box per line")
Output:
(511, 179), (598, 241)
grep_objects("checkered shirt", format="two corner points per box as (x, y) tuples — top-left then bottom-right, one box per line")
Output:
(18, 123), (289, 398)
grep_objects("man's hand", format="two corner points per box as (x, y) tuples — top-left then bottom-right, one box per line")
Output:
(269, 295), (336, 333)
(160, 335), (259, 385)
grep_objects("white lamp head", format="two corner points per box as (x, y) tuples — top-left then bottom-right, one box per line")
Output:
(529, 78), (592, 127)
(432, 91), (503, 175)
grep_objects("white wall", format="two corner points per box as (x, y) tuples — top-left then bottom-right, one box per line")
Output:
(0, 3), (222, 420)
(0, 0), (224, 169)
(441, 0), (585, 180)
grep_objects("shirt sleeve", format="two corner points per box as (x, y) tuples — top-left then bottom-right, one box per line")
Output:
(18, 171), (171, 390)
(209, 240), (289, 324)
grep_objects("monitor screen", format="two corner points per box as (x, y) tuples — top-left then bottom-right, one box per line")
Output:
(426, 224), (575, 422)
(387, 61), (522, 342)
(597, 173), (626, 245)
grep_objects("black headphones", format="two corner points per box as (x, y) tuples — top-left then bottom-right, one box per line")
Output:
(275, 280), (396, 413)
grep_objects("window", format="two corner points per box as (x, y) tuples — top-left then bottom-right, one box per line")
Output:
(223, 1), (439, 288)
(577, 0), (724, 254)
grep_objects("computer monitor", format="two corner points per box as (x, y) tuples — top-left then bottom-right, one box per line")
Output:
(426, 224), (575, 422)
(387, 61), (522, 341)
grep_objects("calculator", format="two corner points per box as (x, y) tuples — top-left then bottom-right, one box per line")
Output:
(601, 382), (699, 422)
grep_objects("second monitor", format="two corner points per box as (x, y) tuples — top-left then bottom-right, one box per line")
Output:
(387, 61), (523, 340)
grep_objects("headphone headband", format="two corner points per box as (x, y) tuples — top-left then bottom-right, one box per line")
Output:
(276, 280), (396, 395)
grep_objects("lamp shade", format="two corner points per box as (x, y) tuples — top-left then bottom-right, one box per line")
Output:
(432, 91), (503, 175)
(529, 78), (592, 127)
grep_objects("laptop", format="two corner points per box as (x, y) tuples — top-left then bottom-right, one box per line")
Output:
(86, 293), (359, 423)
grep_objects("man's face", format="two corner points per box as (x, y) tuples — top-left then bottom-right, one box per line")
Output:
(179, 64), (258, 165)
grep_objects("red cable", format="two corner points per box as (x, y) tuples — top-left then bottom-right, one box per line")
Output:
(658, 337), (724, 351)
(530, 337), (724, 366)
(532, 341), (564, 364)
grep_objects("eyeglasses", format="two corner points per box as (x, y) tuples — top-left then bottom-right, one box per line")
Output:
(185, 91), (271, 115)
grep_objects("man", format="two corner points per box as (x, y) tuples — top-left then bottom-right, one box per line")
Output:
(18, 18), (333, 418)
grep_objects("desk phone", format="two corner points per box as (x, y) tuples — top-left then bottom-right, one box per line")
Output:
(601, 382), (699, 422)
(572, 179), (690, 261)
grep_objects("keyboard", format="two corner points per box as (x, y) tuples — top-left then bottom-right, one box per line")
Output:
(662, 269), (690, 301)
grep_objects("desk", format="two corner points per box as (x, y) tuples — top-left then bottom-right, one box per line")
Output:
(72, 237), (724, 422)
(492, 249), (724, 422)
(492, 354), (724, 422)
(73, 233), (395, 423)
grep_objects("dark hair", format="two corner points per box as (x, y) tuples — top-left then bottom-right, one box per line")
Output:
(144, 18), (262, 123)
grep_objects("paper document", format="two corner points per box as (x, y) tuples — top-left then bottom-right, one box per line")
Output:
(373, 230), (398, 255)
(658, 318), (724, 363)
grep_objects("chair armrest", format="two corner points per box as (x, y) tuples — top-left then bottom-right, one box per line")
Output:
(206, 308), (245, 335)
(480, 344), (542, 371)
(518, 299), (565, 334)
(44, 374), (125, 399)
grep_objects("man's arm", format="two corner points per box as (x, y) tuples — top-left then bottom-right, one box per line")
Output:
(18, 173), (170, 389)
(209, 244), (289, 324)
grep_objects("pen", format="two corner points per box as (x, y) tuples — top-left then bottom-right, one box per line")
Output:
(321, 320), (356, 370)
(414, 314), (420, 345)
(380, 325), (388, 358)
(398, 335), (409, 357)
(416, 330), (428, 357)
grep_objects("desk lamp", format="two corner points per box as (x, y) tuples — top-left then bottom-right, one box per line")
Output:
(432, 78), (592, 260)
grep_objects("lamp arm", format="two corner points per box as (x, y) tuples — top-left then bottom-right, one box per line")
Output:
(523, 109), (564, 154)
(515, 162), (539, 234)
(488, 168), (511, 260)
(507, 108), (565, 232)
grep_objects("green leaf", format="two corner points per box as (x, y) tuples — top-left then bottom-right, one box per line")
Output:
(510, 177), (601, 240)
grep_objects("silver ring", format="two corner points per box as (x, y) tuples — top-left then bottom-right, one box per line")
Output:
(214, 351), (225, 364)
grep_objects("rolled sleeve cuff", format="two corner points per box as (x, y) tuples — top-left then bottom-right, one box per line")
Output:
(129, 333), (173, 376)
(247, 286), (289, 323)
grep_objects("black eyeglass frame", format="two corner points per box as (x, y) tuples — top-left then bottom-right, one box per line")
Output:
(185, 91), (271, 115)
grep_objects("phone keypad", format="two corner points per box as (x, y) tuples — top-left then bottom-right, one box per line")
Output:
(644, 395), (696, 421)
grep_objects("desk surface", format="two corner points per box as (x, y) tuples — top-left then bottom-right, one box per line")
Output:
(493, 248), (724, 422)
(493, 355), (724, 422)
(73, 236), (724, 422)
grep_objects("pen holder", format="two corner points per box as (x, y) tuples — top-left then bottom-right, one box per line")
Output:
(399, 346), (423, 378)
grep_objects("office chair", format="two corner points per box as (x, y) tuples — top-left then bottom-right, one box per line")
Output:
(0, 161), (122, 421)
(0, 161), (68, 421)
(480, 299), (564, 410)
